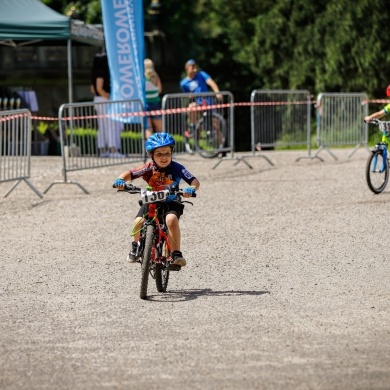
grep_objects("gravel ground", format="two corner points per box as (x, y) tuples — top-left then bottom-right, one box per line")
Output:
(0, 148), (389, 390)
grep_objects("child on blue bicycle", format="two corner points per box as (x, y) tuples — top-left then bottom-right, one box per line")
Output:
(365, 85), (390, 122)
(113, 132), (200, 267)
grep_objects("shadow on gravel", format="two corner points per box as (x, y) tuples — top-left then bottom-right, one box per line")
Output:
(147, 288), (270, 302)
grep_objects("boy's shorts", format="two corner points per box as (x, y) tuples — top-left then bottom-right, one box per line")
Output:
(136, 201), (184, 219)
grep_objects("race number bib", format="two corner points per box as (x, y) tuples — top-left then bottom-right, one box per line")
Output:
(141, 189), (169, 204)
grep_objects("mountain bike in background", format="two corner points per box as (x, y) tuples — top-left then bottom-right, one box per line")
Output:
(184, 98), (228, 158)
(365, 118), (390, 194)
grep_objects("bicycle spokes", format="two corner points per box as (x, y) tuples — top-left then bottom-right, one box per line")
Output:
(366, 149), (389, 194)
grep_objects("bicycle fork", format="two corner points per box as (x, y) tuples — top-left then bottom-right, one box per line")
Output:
(372, 144), (388, 173)
(154, 225), (173, 264)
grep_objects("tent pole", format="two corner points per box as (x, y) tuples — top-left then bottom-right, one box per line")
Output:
(67, 39), (73, 103)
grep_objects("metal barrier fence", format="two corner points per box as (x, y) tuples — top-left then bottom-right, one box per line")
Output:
(161, 91), (235, 167)
(315, 93), (369, 160)
(240, 90), (312, 167)
(0, 109), (42, 198)
(44, 99), (145, 194)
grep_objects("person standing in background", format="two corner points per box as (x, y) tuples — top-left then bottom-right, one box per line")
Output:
(180, 59), (222, 129)
(91, 49), (124, 158)
(144, 58), (163, 139)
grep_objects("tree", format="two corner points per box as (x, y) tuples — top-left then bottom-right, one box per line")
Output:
(39, 0), (390, 149)
(42, 0), (102, 23)
(203, 0), (390, 98)
(41, 0), (390, 97)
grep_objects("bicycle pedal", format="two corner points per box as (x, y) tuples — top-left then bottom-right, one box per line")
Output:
(168, 264), (182, 271)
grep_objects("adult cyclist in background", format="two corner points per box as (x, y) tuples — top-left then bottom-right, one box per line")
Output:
(364, 85), (390, 122)
(180, 59), (222, 131)
(113, 132), (200, 268)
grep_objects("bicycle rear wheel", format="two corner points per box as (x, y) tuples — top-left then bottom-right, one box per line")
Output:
(155, 264), (169, 292)
(196, 112), (227, 158)
(366, 149), (389, 194)
(155, 240), (170, 292)
(140, 224), (154, 299)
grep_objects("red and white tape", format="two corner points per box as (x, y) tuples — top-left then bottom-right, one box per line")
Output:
(1, 99), (388, 123)
(28, 100), (313, 122)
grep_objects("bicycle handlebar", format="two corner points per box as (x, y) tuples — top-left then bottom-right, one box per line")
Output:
(123, 183), (142, 193)
(113, 183), (197, 198)
(365, 118), (390, 132)
(365, 118), (381, 125)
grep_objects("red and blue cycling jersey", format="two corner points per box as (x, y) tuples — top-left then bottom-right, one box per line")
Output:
(129, 161), (196, 191)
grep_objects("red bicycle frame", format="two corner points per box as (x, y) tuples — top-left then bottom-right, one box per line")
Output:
(147, 203), (172, 263)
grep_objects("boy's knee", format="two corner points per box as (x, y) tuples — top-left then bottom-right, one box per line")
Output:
(133, 217), (143, 227)
(166, 214), (179, 227)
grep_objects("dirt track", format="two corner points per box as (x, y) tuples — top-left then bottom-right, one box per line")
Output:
(1, 148), (389, 390)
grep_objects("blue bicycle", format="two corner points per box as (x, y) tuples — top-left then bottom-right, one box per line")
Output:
(365, 119), (390, 194)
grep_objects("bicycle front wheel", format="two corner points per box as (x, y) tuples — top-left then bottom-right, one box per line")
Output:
(140, 224), (154, 299)
(196, 112), (227, 158)
(366, 149), (389, 194)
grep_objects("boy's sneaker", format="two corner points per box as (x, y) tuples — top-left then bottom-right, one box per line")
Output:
(171, 251), (186, 267)
(127, 241), (140, 263)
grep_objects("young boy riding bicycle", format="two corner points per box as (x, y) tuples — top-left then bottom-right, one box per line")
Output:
(113, 132), (200, 267)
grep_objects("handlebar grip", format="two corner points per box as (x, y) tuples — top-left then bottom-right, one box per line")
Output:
(113, 182), (141, 192)
(124, 183), (141, 191)
(177, 191), (197, 197)
(366, 118), (380, 125)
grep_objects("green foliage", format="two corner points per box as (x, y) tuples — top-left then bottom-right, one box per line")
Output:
(40, 0), (390, 98)
(37, 121), (49, 135)
(190, 0), (390, 99)
(40, 0), (390, 150)
(42, 0), (102, 23)
(66, 127), (97, 137)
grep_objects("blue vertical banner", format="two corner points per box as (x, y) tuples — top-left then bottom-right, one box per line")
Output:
(101, 0), (145, 122)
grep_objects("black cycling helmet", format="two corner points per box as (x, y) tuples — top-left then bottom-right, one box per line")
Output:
(145, 132), (175, 153)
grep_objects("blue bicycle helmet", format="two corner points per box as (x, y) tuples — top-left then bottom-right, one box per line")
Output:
(145, 132), (175, 153)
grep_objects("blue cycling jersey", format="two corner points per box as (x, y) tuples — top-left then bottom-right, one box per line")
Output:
(180, 71), (213, 105)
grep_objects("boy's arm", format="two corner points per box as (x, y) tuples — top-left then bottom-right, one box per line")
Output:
(365, 109), (386, 122)
(189, 178), (200, 191)
(113, 171), (132, 189)
(181, 178), (200, 198)
(118, 171), (132, 181)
